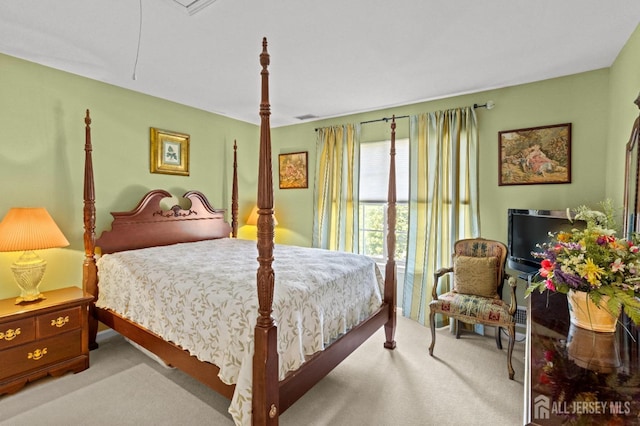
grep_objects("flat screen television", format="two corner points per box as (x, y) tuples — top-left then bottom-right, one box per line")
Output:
(507, 209), (586, 275)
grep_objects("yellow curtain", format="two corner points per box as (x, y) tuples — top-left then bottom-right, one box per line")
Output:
(402, 108), (479, 325)
(312, 124), (360, 252)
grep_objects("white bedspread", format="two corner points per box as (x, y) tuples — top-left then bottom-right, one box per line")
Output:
(95, 238), (383, 425)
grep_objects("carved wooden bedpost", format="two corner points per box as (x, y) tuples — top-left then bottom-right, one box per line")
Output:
(82, 109), (99, 350)
(384, 116), (397, 349)
(232, 140), (239, 238)
(252, 37), (279, 425)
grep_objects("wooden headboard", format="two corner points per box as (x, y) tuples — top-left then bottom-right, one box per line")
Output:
(95, 190), (232, 254)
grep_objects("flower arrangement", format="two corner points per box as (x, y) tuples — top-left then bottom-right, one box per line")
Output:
(525, 200), (640, 325)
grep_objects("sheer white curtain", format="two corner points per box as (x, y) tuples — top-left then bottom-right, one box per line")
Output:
(402, 107), (479, 325)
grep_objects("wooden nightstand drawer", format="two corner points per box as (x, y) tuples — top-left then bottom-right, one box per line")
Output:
(37, 306), (81, 338)
(0, 287), (91, 395)
(0, 318), (36, 350)
(0, 329), (82, 379)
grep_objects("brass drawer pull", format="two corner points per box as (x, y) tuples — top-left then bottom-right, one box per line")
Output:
(51, 316), (70, 328)
(0, 328), (21, 341)
(28, 348), (48, 361)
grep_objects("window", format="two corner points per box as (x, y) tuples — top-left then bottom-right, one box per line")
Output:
(359, 139), (409, 262)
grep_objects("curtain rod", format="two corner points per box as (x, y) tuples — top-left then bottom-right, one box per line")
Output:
(361, 101), (495, 123)
(360, 115), (409, 125)
(314, 115), (409, 131)
(473, 100), (495, 109)
(314, 101), (495, 131)
(359, 101), (495, 124)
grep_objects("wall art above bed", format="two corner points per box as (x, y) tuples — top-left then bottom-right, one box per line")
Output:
(150, 127), (190, 176)
(498, 123), (571, 186)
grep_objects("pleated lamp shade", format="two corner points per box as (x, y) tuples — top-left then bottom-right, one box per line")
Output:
(246, 206), (278, 226)
(0, 208), (69, 252)
(0, 208), (69, 303)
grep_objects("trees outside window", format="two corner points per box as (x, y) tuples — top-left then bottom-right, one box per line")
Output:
(359, 202), (408, 262)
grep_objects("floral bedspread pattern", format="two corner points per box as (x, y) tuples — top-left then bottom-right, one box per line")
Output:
(95, 239), (383, 425)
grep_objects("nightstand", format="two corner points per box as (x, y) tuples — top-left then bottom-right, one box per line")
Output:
(0, 286), (93, 395)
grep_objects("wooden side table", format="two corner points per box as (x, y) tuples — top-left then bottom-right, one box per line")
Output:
(0, 286), (93, 395)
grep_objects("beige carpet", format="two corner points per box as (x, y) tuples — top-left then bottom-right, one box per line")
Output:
(0, 364), (227, 425)
(0, 316), (525, 425)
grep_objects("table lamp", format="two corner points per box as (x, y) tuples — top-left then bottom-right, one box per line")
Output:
(246, 206), (278, 226)
(0, 207), (69, 304)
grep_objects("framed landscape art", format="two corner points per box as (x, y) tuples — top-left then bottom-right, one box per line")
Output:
(498, 123), (571, 186)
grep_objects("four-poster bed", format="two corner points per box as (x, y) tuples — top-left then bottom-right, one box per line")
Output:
(82, 38), (398, 425)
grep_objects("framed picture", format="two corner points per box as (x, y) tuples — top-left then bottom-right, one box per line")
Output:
(278, 151), (308, 189)
(150, 127), (190, 176)
(498, 123), (571, 186)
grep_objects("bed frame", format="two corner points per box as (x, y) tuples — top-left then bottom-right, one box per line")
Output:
(82, 38), (397, 425)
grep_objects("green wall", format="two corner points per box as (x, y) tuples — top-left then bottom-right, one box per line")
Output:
(272, 69), (613, 304)
(606, 24), (640, 208)
(273, 68), (612, 245)
(0, 24), (638, 301)
(0, 54), (258, 300)
(273, 25), (639, 253)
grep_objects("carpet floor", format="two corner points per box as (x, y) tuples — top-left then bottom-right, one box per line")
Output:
(1, 364), (225, 425)
(0, 315), (525, 425)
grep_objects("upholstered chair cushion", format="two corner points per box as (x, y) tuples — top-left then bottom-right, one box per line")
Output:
(429, 293), (514, 326)
(453, 255), (499, 298)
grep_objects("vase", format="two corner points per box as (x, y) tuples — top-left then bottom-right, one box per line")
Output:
(567, 290), (619, 333)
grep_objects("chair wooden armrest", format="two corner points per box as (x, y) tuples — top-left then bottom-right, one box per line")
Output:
(432, 266), (454, 299)
(507, 275), (517, 315)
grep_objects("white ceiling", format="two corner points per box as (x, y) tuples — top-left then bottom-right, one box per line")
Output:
(0, 1), (638, 128)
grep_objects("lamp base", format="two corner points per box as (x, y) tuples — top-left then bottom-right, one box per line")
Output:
(15, 293), (46, 305)
(11, 250), (47, 305)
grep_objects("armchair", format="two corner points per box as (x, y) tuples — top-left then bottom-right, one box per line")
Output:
(428, 238), (517, 379)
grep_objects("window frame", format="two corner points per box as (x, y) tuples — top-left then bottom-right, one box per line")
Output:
(358, 137), (409, 264)
(359, 201), (408, 263)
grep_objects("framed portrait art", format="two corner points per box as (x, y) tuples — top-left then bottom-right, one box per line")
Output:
(498, 123), (571, 186)
(278, 151), (308, 189)
(150, 127), (190, 176)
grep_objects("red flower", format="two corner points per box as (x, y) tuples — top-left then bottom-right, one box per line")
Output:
(539, 259), (554, 278)
(597, 235), (615, 245)
(545, 279), (556, 292)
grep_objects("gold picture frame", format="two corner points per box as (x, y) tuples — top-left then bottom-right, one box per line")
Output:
(150, 128), (190, 176)
(278, 151), (308, 189)
(498, 123), (571, 186)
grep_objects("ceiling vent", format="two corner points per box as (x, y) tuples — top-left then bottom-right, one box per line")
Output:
(295, 114), (319, 121)
(172, 0), (219, 15)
